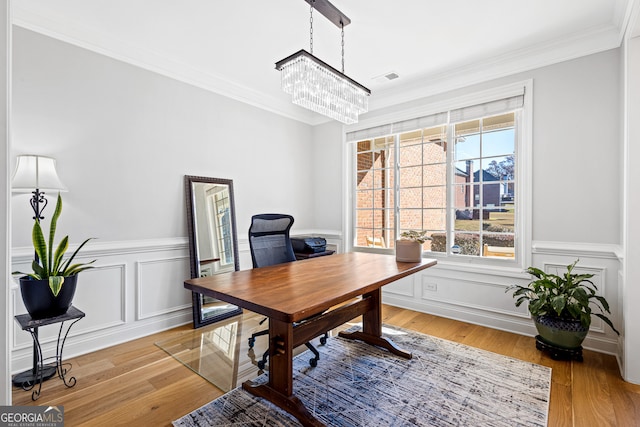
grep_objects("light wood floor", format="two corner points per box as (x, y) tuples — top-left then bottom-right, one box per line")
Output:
(12, 305), (640, 426)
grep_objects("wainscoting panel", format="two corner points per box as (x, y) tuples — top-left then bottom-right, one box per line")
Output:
(534, 253), (620, 354)
(383, 275), (414, 297)
(381, 241), (622, 355)
(237, 239), (252, 271)
(383, 265), (534, 336)
(10, 238), (194, 374)
(136, 256), (192, 320)
(417, 270), (530, 319)
(12, 263), (127, 351)
(9, 236), (622, 373)
(617, 269), (625, 375)
(542, 261), (607, 334)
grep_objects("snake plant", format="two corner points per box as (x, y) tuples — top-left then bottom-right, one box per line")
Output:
(13, 193), (95, 297)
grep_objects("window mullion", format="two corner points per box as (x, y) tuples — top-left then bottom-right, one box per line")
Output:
(419, 133), (423, 235)
(446, 124), (454, 255)
(393, 134), (400, 243)
(478, 118), (484, 252)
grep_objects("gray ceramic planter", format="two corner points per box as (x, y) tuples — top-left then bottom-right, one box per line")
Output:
(534, 315), (589, 349)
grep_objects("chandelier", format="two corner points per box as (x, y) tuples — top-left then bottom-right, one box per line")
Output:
(275, 0), (371, 124)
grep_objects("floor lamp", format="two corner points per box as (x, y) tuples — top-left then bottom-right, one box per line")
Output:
(11, 154), (67, 387)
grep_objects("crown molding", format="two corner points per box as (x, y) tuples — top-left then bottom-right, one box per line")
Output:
(624, 0), (640, 39)
(368, 23), (621, 112)
(11, 3), (627, 126)
(11, 5), (322, 125)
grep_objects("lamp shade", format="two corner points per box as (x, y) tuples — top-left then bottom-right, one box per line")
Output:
(11, 155), (68, 193)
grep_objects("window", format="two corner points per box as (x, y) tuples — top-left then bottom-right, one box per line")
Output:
(350, 90), (526, 263)
(212, 190), (233, 266)
(450, 113), (516, 257)
(397, 125), (448, 252)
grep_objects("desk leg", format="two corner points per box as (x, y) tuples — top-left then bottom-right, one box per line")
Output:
(338, 288), (412, 359)
(242, 318), (324, 427)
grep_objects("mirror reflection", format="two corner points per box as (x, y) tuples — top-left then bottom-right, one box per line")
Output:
(155, 311), (332, 392)
(185, 175), (242, 328)
(156, 315), (244, 392)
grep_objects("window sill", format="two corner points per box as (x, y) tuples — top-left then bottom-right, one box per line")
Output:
(352, 247), (529, 278)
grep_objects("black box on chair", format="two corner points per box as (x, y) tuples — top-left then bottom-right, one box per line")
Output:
(291, 236), (327, 253)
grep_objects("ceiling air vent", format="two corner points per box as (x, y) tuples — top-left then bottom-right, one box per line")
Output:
(373, 71), (400, 84)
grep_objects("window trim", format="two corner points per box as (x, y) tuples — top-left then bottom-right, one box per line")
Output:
(344, 80), (533, 271)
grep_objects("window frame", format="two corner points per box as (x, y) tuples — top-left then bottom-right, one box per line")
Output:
(344, 81), (533, 271)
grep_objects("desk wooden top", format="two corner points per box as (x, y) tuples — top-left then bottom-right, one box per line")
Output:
(185, 252), (436, 323)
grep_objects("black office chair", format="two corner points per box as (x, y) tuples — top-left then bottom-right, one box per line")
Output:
(247, 214), (328, 369)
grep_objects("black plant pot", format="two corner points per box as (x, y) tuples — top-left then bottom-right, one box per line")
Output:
(19, 275), (78, 320)
(534, 315), (589, 349)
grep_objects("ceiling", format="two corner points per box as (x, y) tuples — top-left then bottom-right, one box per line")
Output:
(11, 0), (640, 125)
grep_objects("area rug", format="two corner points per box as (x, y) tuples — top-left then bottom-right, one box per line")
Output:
(173, 325), (551, 426)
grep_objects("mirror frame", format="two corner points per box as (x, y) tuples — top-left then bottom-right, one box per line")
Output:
(184, 175), (242, 328)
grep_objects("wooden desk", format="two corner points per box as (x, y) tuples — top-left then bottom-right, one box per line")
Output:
(184, 252), (436, 426)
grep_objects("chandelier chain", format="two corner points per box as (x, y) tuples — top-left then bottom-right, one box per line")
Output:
(309, 1), (314, 54)
(341, 22), (345, 73)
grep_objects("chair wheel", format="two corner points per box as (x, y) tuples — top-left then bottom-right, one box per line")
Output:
(257, 360), (265, 370)
(320, 336), (327, 345)
(248, 337), (255, 348)
(309, 358), (317, 367)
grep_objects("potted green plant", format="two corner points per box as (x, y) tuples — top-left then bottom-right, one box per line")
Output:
(396, 230), (431, 262)
(13, 193), (95, 319)
(507, 259), (619, 353)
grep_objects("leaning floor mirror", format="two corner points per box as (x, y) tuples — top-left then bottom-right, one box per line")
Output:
(185, 175), (242, 328)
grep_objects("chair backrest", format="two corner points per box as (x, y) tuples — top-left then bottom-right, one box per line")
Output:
(248, 214), (296, 268)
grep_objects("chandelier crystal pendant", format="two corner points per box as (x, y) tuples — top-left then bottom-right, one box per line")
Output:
(275, 0), (370, 124)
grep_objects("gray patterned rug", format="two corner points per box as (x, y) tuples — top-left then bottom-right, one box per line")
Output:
(173, 325), (551, 426)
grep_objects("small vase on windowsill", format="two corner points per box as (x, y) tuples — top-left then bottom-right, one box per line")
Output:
(395, 240), (422, 262)
(395, 230), (430, 262)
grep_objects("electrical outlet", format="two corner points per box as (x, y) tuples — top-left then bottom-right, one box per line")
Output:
(424, 282), (437, 292)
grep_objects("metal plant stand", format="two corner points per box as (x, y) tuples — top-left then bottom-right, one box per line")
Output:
(13, 306), (85, 400)
(535, 335), (583, 362)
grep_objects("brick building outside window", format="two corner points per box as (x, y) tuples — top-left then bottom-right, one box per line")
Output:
(351, 94), (523, 261)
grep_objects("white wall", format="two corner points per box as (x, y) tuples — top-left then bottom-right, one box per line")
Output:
(530, 51), (620, 244)
(623, 34), (640, 383)
(9, 27), (317, 372)
(311, 120), (343, 233)
(11, 27), (316, 246)
(1, 0), (11, 405)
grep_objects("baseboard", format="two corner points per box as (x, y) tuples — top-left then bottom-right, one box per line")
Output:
(382, 294), (620, 356)
(11, 308), (192, 374)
